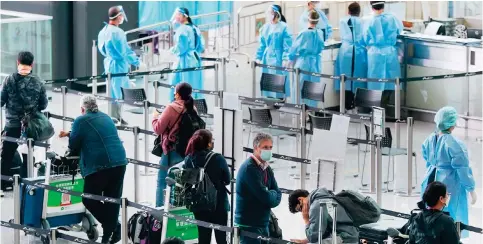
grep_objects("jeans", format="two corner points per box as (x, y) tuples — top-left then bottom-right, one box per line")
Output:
(155, 150), (183, 207)
(83, 165), (126, 236)
(239, 226), (269, 244)
(1, 127), (21, 190)
(193, 208), (228, 244)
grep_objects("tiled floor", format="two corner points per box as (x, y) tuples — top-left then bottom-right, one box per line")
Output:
(1, 48), (482, 243)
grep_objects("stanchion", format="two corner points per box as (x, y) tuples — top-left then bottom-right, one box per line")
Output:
(233, 226), (240, 244)
(106, 73), (112, 116)
(27, 138), (34, 178)
(92, 40), (98, 95)
(222, 57), (227, 91)
(375, 137), (383, 205)
(142, 101), (153, 176)
(369, 120), (376, 193)
(143, 73), (149, 99)
(215, 63), (219, 107)
(13, 174), (20, 244)
(154, 80), (159, 105)
(456, 222), (461, 239)
(251, 61), (256, 98)
(121, 198), (129, 244)
(295, 68), (301, 104)
(61, 86), (67, 131)
(339, 75), (345, 114)
(396, 117), (416, 197)
(300, 104), (307, 190)
(51, 229), (57, 244)
(395, 78), (401, 148)
(133, 127), (140, 203)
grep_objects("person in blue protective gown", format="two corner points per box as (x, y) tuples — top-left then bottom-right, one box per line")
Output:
(169, 7), (205, 101)
(421, 106), (478, 238)
(98, 6), (142, 124)
(256, 5), (292, 99)
(299, 1), (332, 40)
(363, 1), (403, 90)
(287, 10), (325, 107)
(335, 2), (367, 92)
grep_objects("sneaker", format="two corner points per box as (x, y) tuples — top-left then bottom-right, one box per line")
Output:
(110, 223), (121, 244)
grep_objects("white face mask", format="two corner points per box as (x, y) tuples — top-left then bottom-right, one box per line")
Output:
(119, 16), (124, 25)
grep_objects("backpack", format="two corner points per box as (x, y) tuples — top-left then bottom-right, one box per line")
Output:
(332, 190), (381, 227)
(174, 109), (205, 157)
(181, 151), (218, 212)
(269, 211), (283, 239)
(128, 211), (162, 244)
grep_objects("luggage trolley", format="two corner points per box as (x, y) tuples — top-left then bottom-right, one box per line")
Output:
(20, 151), (98, 244)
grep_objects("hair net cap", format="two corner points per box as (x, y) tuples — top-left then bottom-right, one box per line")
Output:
(434, 106), (458, 131)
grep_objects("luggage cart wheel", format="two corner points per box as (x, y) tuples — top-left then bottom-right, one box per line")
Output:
(84, 213), (99, 241)
(40, 219), (50, 244)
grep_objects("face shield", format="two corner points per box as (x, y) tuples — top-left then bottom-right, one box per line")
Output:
(109, 5), (128, 22)
(266, 6), (280, 23)
(171, 8), (188, 24)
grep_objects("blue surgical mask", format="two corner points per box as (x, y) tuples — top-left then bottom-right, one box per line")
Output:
(260, 149), (272, 162)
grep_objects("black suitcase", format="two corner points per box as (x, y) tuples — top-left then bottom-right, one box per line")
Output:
(359, 219), (408, 244)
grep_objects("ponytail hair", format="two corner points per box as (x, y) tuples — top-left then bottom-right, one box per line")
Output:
(175, 82), (194, 112)
(185, 129), (213, 156)
(273, 5), (287, 23)
(422, 181), (447, 208)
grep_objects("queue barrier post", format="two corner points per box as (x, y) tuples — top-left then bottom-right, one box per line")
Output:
(13, 174), (20, 244)
(215, 63), (219, 107)
(154, 80), (160, 105)
(61, 86), (67, 131)
(142, 101), (152, 176)
(106, 73), (112, 116)
(121, 198), (129, 244)
(143, 73), (149, 99)
(51, 229), (57, 244)
(456, 222), (462, 238)
(395, 78), (401, 148)
(232, 226), (240, 244)
(222, 57), (227, 92)
(376, 136), (383, 205)
(339, 75), (346, 114)
(133, 126), (140, 203)
(295, 68), (301, 104)
(407, 117), (414, 196)
(27, 138), (35, 178)
(369, 114), (376, 193)
(251, 61), (256, 98)
(92, 40), (98, 95)
(300, 104), (307, 190)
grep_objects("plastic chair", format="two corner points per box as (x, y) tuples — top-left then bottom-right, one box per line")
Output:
(360, 125), (418, 192)
(260, 72), (287, 100)
(194, 99), (213, 130)
(121, 87), (146, 114)
(301, 80), (326, 108)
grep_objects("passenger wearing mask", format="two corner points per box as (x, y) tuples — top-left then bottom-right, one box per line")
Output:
(256, 5), (292, 99)
(235, 132), (281, 244)
(98, 6), (143, 124)
(335, 2), (367, 93)
(299, 1), (332, 40)
(183, 129), (231, 244)
(409, 181), (460, 244)
(1, 51), (48, 194)
(152, 82), (196, 207)
(59, 95), (127, 244)
(288, 10), (325, 107)
(288, 189), (359, 244)
(363, 1), (403, 90)
(169, 7), (205, 101)
(421, 106), (477, 238)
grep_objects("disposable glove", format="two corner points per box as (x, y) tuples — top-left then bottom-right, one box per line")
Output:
(470, 191), (477, 205)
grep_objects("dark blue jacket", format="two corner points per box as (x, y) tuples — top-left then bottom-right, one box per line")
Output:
(69, 111), (127, 177)
(183, 150), (231, 211)
(235, 157), (281, 228)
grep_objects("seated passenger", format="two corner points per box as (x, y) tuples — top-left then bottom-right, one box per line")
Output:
(409, 181), (460, 244)
(288, 188), (359, 244)
(183, 129), (231, 244)
(59, 95), (127, 244)
(235, 132), (281, 244)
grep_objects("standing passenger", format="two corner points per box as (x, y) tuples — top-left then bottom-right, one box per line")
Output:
(335, 2), (367, 93)
(299, 1), (332, 40)
(421, 106), (477, 238)
(169, 7), (205, 101)
(256, 5), (292, 99)
(363, 1), (403, 90)
(235, 133), (281, 244)
(288, 10), (325, 107)
(98, 6), (141, 124)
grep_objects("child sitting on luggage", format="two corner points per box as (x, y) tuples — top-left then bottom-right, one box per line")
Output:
(288, 188), (359, 244)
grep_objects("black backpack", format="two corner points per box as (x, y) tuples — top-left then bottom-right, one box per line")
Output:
(128, 211), (162, 244)
(174, 110), (205, 157)
(332, 190), (381, 227)
(181, 151), (218, 212)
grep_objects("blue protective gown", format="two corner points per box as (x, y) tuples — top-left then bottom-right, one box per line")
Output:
(169, 24), (205, 101)
(98, 24), (140, 100)
(256, 21), (292, 99)
(421, 133), (475, 238)
(299, 9), (332, 40)
(363, 12), (403, 90)
(288, 28), (325, 107)
(335, 16), (368, 91)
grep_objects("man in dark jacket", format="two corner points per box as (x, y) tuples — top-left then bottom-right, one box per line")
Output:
(59, 95), (127, 244)
(288, 188), (359, 244)
(235, 132), (281, 244)
(1, 51), (48, 192)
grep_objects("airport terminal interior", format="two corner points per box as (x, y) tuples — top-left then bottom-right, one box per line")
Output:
(0, 1), (482, 243)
